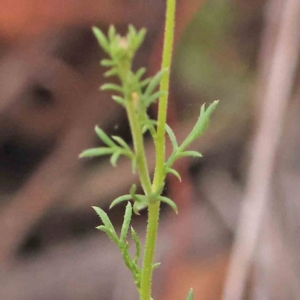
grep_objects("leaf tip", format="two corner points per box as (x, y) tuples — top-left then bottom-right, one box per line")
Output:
(187, 288), (194, 300)
(92, 206), (98, 212)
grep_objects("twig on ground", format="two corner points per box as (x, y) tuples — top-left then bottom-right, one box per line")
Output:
(222, 0), (300, 299)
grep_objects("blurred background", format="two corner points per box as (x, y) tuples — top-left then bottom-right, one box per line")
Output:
(1, 0), (300, 299)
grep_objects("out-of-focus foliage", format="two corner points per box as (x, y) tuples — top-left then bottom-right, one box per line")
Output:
(174, 1), (254, 121)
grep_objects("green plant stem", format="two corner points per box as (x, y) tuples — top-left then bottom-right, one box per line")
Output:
(140, 0), (176, 299)
(139, 201), (160, 299)
(126, 97), (152, 195)
(153, 0), (176, 188)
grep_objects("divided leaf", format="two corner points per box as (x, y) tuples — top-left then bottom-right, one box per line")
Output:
(96, 225), (119, 245)
(89, 25), (218, 298)
(92, 206), (116, 232)
(180, 101), (219, 150)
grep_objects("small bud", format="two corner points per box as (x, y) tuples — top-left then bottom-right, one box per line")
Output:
(132, 92), (139, 108)
(119, 37), (129, 49)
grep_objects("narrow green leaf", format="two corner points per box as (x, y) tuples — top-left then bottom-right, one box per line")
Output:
(180, 101), (219, 150)
(100, 59), (115, 67)
(186, 288), (194, 300)
(134, 273), (142, 289)
(142, 119), (157, 134)
(144, 68), (168, 98)
(96, 225), (120, 245)
(110, 195), (132, 209)
(110, 150), (122, 167)
(131, 227), (141, 263)
(176, 151), (202, 158)
(120, 243), (134, 271)
(128, 24), (137, 37)
(192, 101), (219, 139)
(112, 95), (125, 106)
(132, 264), (141, 287)
(152, 262), (161, 270)
(92, 206), (116, 232)
(111, 136), (131, 151)
(148, 185), (164, 203)
(79, 147), (114, 158)
(108, 25), (116, 42)
(104, 68), (118, 77)
(130, 184), (137, 197)
(135, 28), (147, 50)
(120, 202), (132, 244)
(158, 196), (178, 214)
(165, 123), (178, 150)
(133, 201), (148, 215)
(145, 91), (167, 107)
(140, 77), (152, 88)
(101, 83), (123, 93)
(134, 194), (148, 203)
(92, 27), (109, 51)
(95, 126), (116, 147)
(131, 157), (137, 173)
(206, 100), (219, 115)
(166, 167), (181, 181)
(142, 123), (151, 134)
(135, 68), (146, 81)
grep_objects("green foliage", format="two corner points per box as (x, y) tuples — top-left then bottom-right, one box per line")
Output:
(175, 0), (251, 123)
(93, 203), (143, 290)
(81, 5), (218, 298)
(81, 24), (217, 213)
(165, 101), (218, 180)
(80, 126), (135, 168)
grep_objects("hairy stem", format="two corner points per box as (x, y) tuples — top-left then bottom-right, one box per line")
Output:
(126, 96), (152, 195)
(140, 0), (176, 299)
(153, 0), (176, 189)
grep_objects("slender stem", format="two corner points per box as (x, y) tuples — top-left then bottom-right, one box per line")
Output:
(140, 0), (176, 299)
(139, 201), (160, 300)
(153, 0), (176, 189)
(126, 97), (152, 195)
